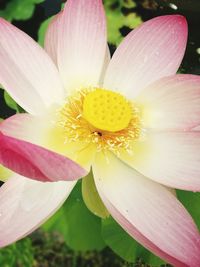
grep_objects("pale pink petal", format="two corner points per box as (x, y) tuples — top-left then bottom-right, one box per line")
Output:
(0, 174), (76, 247)
(0, 132), (87, 182)
(104, 197), (187, 267)
(93, 153), (200, 266)
(99, 45), (111, 84)
(193, 125), (200, 131)
(119, 131), (200, 191)
(104, 15), (188, 98)
(57, 0), (107, 91)
(137, 74), (200, 130)
(0, 113), (44, 144)
(0, 18), (64, 115)
(44, 12), (63, 65)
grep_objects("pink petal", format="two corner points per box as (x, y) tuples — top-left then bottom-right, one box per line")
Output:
(0, 113), (43, 143)
(44, 12), (63, 65)
(93, 153), (200, 266)
(119, 131), (200, 191)
(0, 18), (64, 115)
(104, 15), (188, 98)
(137, 74), (200, 130)
(0, 132), (87, 182)
(104, 198), (187, 267)
(57, 0), (107, 91)
(0, 174), (76, 247)
(0, 114), (96, 172)
(194, 125), (200, 131)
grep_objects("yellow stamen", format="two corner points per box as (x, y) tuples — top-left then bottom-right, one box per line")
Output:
(58, 87), (142, 155)
(82, 89), (132, 132)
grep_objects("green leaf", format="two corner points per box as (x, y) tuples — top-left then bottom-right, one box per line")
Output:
(38, 17), (53, 46)
(102, 216), (165, 265)
(0, 0), (44, 21)
(43, 182), (106, 251)
(0, 238), (33, 267)
(4, 91), (20, 112)
(177, 190), (200, 231)
(105, 0), (142, 45)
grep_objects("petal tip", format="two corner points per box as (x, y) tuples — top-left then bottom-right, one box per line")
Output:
(154, 14), (188, 30)
(171, 14), (188, 33)
(174, 14), (188, 30)
(173, 14), (187, 22)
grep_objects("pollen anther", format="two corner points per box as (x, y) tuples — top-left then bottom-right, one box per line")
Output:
(58, 87), (142, 154)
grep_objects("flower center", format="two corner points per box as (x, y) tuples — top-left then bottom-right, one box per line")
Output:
(82, 89), (132, 132)
(58, 87), (142, 154)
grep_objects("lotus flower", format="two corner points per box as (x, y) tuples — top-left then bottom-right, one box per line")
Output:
(0, 0), (200, 265)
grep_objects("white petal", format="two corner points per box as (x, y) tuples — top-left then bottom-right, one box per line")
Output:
(0, 174), (76, 247)
(119, 131), (200, 191)
(44, 12), (62, 65)
(104, 15), (187, 98)
(136, 74), (200, 130)
(0, 19), (64, 115)
(93, 153), (200, 266)
(57, 0), (107, 91)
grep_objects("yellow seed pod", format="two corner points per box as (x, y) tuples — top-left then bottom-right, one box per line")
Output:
(83, 89), (132, 132)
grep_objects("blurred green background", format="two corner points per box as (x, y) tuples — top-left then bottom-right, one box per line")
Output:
(0, 0), (200, 266)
